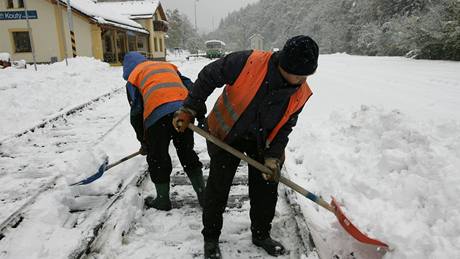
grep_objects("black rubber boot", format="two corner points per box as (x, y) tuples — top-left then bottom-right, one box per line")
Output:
(252, 236), (286, 256)
(187, 168), (206, 207)
(144, 183), (171, 211)
(204, 240), (221, 259)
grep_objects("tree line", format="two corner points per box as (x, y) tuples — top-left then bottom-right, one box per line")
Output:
(205, 0), (460, 60)
(165, 1), (459, 60)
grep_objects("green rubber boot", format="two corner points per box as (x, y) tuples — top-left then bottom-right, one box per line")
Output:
(187, 168), (205, 207)
(144, 183), (172, 211)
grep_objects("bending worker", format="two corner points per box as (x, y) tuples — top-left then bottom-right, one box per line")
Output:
(123, 51), (205, 211)
(173, 35), (319, 258)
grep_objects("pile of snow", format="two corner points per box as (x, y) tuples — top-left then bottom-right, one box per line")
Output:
(0, 52), (10, 62)
(286, 105), (460, 258)
(0, 57), (124, 138)
(11, 60), (26, 69)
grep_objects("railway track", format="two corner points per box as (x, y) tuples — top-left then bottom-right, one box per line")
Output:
(68, 169), (149, 259)
(0, 87), (320, 258)
(0, 88), (129, 241)
(0, 87), (123, 146)
(80, 166), (319, 259)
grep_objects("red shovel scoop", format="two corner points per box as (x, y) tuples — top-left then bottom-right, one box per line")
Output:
(331, 197), (389, 248)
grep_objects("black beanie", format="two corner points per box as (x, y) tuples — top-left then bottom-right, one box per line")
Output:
(279, 35), (319, 76)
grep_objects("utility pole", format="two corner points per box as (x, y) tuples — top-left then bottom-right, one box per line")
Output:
(194, 0), (198, 31)
(23, 0), (37, 71)
(66, 0), (77, 57)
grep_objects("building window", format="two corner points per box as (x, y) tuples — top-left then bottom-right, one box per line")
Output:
(128, 36), (136, 51)
(18, 0), (24, 8)
(7, 0), (14, 8)
(137, 39), (144, 49)
(154, 37), (158, 52)
(12, 31), (32, 53)
(159, 38), (163, 52)
(104, 35), (112, 52)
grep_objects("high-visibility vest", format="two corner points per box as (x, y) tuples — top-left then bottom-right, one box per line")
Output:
(207, 50), (313, 147)
(128, 61), (188, 121)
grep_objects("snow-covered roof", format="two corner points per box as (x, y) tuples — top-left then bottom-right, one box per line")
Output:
(61, 0), (148, 34)
(205, 40), (226, 46)
(97, 1), (160, 19)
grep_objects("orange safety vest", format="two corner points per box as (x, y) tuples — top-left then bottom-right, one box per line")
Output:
(128, 61), (188, 121)
(207, 50), (313, 148)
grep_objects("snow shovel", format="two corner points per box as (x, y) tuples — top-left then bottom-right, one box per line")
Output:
(69, 151), (141, 186)
(188, 123), (389, 249)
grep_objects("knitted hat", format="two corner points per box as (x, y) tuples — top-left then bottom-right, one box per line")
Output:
(279, 35), (319, 76)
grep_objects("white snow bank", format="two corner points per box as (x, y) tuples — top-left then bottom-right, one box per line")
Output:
(1, 53), (460, 258)
(0, 57), (124, 138)
(286, 105), (460, 258)
(0, 52), (10, 61)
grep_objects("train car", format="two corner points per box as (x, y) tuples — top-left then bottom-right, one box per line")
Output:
(205, 40), (226, 59)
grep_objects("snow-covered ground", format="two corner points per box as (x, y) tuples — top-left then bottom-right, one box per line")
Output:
(0, 53), (459, 259)
(0, 57), (122, 139)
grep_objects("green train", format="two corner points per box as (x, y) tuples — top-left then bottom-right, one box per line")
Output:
(205, 40), (226, 59)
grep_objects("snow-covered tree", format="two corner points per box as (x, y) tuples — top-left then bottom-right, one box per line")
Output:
(206, 0), (459, 60)
(166, 9), (204, 53)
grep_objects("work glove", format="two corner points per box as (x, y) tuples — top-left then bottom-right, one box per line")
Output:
(263, 157), (281, 182)
(139, 142), (148, 156)
(172, 107), (196, 132)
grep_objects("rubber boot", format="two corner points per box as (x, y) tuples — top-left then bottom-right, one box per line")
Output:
(186, 168), (205, 207)
(144, 183), (172, 211)
(204, 240), (221, 259)
(252, 236), (286, 256)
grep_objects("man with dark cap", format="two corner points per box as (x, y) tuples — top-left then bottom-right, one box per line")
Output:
(123, 51), (205, 211)
(173, 35), (319, 258)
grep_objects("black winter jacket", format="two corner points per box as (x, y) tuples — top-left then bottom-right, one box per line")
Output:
(184, 50), (306, 159)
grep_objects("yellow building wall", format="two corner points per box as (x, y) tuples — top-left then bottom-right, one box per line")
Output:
(154, 9), (166, 59)
(132, 19), (150, 54)
(135, 19), (148, 28)
(57, 6), (93, 60)
(0, 0), (61, 63)
(141, 9), (166, 60)
(152, 31), (166, 59)
(0, 0), (100, 63)
(145, 17), (155, 56)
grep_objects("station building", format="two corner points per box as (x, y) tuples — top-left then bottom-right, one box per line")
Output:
(0, 0), (168, 64)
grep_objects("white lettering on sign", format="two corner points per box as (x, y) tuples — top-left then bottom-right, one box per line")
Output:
(0, 11), (38, 20)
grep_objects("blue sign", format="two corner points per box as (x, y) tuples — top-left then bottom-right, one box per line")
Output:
(0, 10), (38, 20)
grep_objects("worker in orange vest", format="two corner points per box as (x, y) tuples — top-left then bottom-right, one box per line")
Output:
(123, 52), (204, 211)
(173, 35), (319, 258)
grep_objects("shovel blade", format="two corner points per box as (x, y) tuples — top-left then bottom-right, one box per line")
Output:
(331, 196), (389, 249)
(69, 157), (109, 186)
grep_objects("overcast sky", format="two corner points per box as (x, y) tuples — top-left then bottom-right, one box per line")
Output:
(160, 0), (259, 33)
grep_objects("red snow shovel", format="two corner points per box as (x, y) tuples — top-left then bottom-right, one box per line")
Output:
(69, 151), (141, 186)
(188, 123), (389, 249)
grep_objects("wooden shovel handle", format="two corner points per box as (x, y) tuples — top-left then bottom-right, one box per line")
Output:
(106, 151), (141, 170)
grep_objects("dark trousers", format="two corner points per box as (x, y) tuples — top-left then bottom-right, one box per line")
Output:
(145, 113), (202, 183)
(202, 139), (279, 241)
